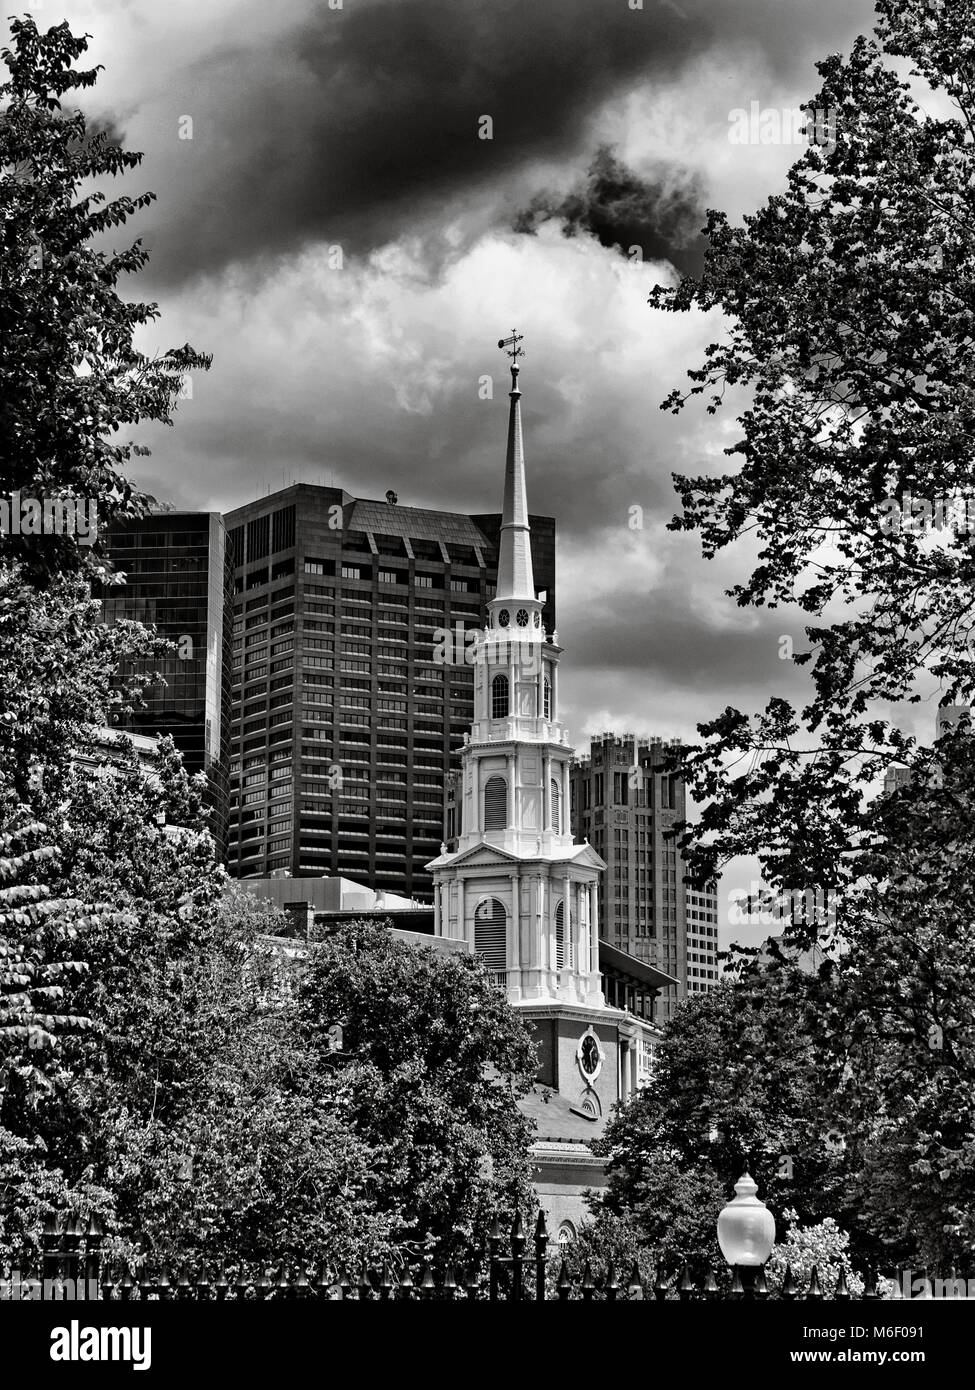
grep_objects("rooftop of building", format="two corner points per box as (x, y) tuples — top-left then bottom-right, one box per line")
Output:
(222, 481), (553, 540)
(233, 874), (427, 914)
(599, 941), (678, 992)
(259, 925), (467, 958)
(520, 1084), (610, 1144)
(350, 499), (491, 545)
(73, 726), (163, 774)
(572, 732), (681, 764)
(110, 509), (223, 527)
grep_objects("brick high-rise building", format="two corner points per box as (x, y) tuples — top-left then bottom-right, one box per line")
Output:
(570, 733), (719, 1020)
(223, 485), (555, 898)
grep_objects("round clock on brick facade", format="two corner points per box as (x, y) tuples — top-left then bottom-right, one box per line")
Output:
(577, 1027), (604, 1084)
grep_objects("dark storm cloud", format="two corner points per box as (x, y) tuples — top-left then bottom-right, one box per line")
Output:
(513, 146), (707, 278)
(122, 0), (875, 288)
(137, 0), (702, 284)
(573, 583), (808, 695)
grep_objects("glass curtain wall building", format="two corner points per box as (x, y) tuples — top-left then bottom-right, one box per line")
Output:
(99, 512), (234, 854)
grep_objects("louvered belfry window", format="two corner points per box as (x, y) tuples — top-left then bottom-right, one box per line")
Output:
(491, 673), (509, 718)
(555, 899), (574, 971)
(475, 898), (507, 971)
(543, 676), (552, 719)
(551, 777), (562, 835)
(484, 775), (507, 830)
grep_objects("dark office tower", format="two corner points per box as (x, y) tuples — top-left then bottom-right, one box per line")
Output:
(100, 512), (234, 855)
(223, 485), (555, 899)
(570, 733), (720, 1021)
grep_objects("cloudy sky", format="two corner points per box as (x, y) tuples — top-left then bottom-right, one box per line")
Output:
(24, 0), (908, 943)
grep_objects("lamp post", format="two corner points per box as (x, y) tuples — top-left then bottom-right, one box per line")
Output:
(717, 1170), (776, 1298)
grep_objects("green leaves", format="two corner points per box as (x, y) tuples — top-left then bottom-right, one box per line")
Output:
(0, 568), (540, 1272)
(654, 11), (975, 741)
(0, 16), (210, 586)
(292, 921), (538, 1267)
(587, 959), (909, 1272)
(647, 10), (975, 1267)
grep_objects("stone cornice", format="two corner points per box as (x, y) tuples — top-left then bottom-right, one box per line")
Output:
(531, 1143), (606, 1168)
(514, 1001), (628, 1028)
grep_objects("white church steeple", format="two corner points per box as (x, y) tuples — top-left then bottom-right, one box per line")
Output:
(427, 334), (605, 1008)
(495, 330), (534, 604)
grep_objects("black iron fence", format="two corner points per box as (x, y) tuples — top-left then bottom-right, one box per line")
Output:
(0, 1209), (926, 1302)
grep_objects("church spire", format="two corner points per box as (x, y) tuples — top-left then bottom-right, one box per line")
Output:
(496, 331), (534, 602)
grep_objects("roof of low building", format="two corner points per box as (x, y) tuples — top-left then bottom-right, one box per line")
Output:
(519, 1084), (608, 1144)
(598, 941), (678, 992)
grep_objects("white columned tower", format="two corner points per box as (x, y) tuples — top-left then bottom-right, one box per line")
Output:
(428, 333), (605, 1008)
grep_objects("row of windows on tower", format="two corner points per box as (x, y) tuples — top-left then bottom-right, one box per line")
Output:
(493, 607), (540, 629)
(481, 776), (563, 834)
(576, 772), (679, 809)
(490, 674), (552, 719)
(229, 511), (493, 571)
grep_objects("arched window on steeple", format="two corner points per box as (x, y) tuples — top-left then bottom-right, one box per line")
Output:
(543, 676), (552, 720)
(555, 899), (565, 971)
(475, 897), (507, 974)
(551, 777), (562, 835)
(484, 775), (507, 831)
(491, 673), (509, 718)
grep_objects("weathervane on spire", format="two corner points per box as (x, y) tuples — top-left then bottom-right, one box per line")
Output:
(498, 330), (525, 390)
(498, 330), (525, 362)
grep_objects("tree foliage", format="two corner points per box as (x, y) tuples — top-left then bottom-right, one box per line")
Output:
(647, 0), (975, 1269)
(654, 0), (975, 894)
(0, 15), (210, 583)
(767, 1213), (867, 1298)
(0, 570), (539, 1273)
(589, 979), (855, 1270)
(294, 921), (539, 1267)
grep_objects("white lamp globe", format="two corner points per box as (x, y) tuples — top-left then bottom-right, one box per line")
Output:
(717, 1172), (776, 1267)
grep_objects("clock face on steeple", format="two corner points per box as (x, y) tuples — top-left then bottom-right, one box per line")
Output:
(577, 1028), (603, 1084)
(498, 609), (510, 628)
(516, 608), (529, 627)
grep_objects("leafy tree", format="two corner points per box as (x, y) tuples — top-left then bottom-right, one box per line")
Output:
(0, 562), (540, 1276)
(653, 0), (975, 898)
(83, 890), (402, 1278)
(0, 824), (91, 1064)
(0, 15), (210, 583)
(808, 723), (975, 1266)
(0, 815), (102, 1263)
(648, 0), (975, 1268)
(0, 564), (164, 1259)
(0, 566), (163, 805)
(767, 1213), (868, 1298)
(585, 1158), (726, 1278)
(82, 899), (540, 1278)
(0, 713), (402, 1273)
(293, 920), (539, 1269)
(587, 977), (868, 1271)
(547, 1210), (656, 1299)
